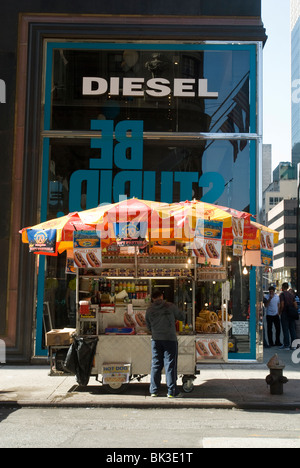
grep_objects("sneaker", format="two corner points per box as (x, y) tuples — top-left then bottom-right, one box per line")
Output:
(151, 393), (158, 397)
(279, 345), (290, 350)
(167, 392), (183, 398)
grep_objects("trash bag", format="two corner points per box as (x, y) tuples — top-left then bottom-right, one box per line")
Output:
(64, 336), (98, 386)
(64, 342), (77, 375)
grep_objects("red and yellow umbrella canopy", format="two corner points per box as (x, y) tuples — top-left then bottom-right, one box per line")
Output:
(20, 212), (95, 255)
(20, 198), (279, 255)
(20, 199), (174, 255)
(170, 200), (233, 240)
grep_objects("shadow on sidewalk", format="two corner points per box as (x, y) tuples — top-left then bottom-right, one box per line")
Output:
(65, 377), (300, 407)
(0, 403), (20, 422)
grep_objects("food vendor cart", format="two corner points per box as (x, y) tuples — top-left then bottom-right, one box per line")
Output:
(74, 247), (231, 394)
(20, 198), (278, 394)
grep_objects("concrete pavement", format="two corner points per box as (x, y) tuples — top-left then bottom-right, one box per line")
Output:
(1, 347), (300, 409)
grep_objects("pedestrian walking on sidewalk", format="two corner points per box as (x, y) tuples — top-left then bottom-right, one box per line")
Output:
(279, 283), (297, 350)
(294, 291), (300, 339)
(146, 289), (185, 398)
(263, 286), (281, 347)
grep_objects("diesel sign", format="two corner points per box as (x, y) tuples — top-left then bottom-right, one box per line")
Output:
(82, 77), (219, 99)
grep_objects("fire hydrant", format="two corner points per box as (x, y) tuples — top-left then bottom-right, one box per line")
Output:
(266, 354), (288, 395)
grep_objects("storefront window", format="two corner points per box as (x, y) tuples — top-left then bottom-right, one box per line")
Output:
(46, 138), (251, 214)
(35, 41), (259, 358)
(50, 47), (252, 134)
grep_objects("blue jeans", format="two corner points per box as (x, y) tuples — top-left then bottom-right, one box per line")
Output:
(281, 312), (297, 347)
(150, 340), (178, 396)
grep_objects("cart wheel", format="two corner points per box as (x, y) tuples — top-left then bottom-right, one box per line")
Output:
(182, 376), (195, 393)
(103, 381), (130, 394)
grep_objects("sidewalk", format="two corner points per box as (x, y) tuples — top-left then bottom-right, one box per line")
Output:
(1, 347), (300, 409)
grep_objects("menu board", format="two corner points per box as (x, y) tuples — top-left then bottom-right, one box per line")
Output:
(73, 231), (102, 268)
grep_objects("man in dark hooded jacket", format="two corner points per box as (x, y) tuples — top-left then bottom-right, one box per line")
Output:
(146, 289), (185, 398)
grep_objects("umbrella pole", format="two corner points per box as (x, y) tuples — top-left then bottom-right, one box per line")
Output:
(134, 245), (138, 278)
(76, 268), (79, 333)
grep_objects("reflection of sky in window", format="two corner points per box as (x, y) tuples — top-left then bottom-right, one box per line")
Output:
(203, 51), (250, 132)
(202, 140), (250, 211)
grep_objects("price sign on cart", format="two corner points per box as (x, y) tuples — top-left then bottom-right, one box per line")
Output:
(102, 363), (131, 385)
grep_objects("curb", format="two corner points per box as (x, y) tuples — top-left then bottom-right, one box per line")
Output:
(1, 398), (300, 411)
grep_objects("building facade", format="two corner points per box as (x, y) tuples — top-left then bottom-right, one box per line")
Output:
(262, 144), (272, 194)
(292, 0), (300, 166)
(262, 173), (297, 225)
(0, 1), (267, 362)
(291, 1), (300, 293)
(268, 199), (298, 289)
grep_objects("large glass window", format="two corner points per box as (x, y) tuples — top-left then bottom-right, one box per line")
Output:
(46, 138), (251, 214)
(50, 47), (252, 134)
(35, 41), (259, 358)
